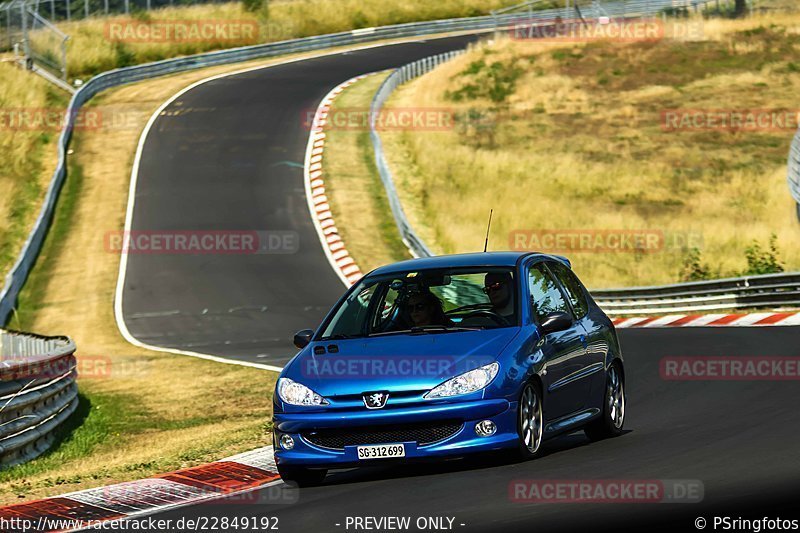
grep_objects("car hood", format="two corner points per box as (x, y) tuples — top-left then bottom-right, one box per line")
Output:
(284, 328), (521, 398)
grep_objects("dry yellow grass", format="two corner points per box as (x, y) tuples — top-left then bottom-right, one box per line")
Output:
(322, 72), (412, 273)
(0, 62), (65, 283)
(381, 13), (800, 288)
(47, 0), (522, 79)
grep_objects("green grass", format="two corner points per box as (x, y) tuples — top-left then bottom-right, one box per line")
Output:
(14, 143), (86, 328)
(0, 64), (67, 285)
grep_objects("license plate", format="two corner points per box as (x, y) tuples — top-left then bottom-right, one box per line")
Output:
(357, 443), (406, 460)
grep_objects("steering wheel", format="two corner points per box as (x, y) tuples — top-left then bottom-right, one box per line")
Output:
(460, 309), (510, 327)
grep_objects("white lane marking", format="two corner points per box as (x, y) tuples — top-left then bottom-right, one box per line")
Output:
(113, 33), (485, 370)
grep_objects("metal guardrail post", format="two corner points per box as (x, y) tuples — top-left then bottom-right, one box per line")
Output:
(368, 49), (466, 259)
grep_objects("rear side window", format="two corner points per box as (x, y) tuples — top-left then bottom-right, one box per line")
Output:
(527, 264), (570, 323)
(549, 262), (589, 318)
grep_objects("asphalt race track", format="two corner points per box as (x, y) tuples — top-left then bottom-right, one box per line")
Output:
(154, 327), (800, 532)
(122, 34), (800, 532)
(120, 34), (480, 366)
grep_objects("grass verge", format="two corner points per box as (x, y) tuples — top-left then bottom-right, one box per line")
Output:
(321, 72), (411, 273)
(0, 62), (66, 283)
(47, 0), (522, 80)
(380, 14), (800, 288)
(0, 49), (375, 503)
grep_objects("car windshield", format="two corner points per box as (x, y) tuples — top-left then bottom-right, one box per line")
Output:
(319, 267), (518, 340)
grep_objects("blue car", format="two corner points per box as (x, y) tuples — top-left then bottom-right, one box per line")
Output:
(273, 252), (625, 486)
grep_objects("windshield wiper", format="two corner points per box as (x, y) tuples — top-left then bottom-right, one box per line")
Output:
(410, 326), (480, 334)
(369, 326), (479, 337)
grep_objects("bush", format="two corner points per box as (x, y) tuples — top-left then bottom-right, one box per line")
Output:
(446, 56), (524, 104)
(679, 247), (712, 282)
(242, 0), (264, 13)
(742, 234), (784, 276)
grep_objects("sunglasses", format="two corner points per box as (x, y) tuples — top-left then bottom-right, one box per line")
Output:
(483, 282), (505, 294)
(407, 302), (429, 312)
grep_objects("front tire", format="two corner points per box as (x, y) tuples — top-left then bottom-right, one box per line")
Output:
(585, 363), (625, 441)
(517, 382), (544, 459)
(277, 465), (327, 487)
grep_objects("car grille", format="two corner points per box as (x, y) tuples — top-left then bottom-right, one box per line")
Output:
(302, 421), (463, 450)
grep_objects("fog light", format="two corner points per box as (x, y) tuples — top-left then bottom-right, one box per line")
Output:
(280, 434), (295, 450)
(475, 420), (496, 437)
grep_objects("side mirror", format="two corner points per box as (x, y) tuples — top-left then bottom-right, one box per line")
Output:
(539, 312), (573, 335)
(293, 329), (314, 349)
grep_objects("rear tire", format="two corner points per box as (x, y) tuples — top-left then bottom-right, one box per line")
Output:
(517, 382), (544, 459)
(585, 363), (625, 441)
(277, 465), (327, 487)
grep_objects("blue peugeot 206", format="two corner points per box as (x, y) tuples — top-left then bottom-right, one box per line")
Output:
(273, 252), (626, 486)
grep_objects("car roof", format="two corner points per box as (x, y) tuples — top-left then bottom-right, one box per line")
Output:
(367, 251), (570, 277)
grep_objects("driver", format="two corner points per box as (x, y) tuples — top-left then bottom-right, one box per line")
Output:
(483, 272), (515, 323)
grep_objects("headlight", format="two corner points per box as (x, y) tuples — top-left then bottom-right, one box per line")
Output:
(277, 378), (329, 406)
(424, 362), (499, 399)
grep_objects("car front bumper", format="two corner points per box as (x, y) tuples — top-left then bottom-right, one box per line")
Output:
(272, 398), (518, 467)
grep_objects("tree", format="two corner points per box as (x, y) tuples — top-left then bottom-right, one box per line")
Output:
(734, 0), (747, 17)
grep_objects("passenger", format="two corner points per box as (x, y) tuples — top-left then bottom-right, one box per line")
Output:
(406, 290), (452, 327)
(484, 272), (515, 323)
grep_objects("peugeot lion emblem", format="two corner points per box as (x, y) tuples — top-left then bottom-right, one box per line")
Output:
(363, 391), (389, 409)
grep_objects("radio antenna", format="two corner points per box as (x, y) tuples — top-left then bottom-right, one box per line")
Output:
(483, 209), (493, 252)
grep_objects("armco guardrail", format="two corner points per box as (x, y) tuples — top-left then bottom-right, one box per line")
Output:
(370, 50), (465, 258)
(0, 0), (721, 325)
(0, 330), (77, 467)
(788, 127), (800, 221)
(592, 272), (800, 315)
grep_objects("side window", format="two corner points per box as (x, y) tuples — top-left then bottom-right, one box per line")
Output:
(549, 262), (589, 318)
(527, 264), (570, 323)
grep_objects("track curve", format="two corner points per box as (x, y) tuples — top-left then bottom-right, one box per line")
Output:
(120, 34), (800, 532)
(118, 34), (480, 367)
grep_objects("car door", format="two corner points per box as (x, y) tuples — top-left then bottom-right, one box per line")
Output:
(547, 261), (606, 402)
(526, 262), (590, 420)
